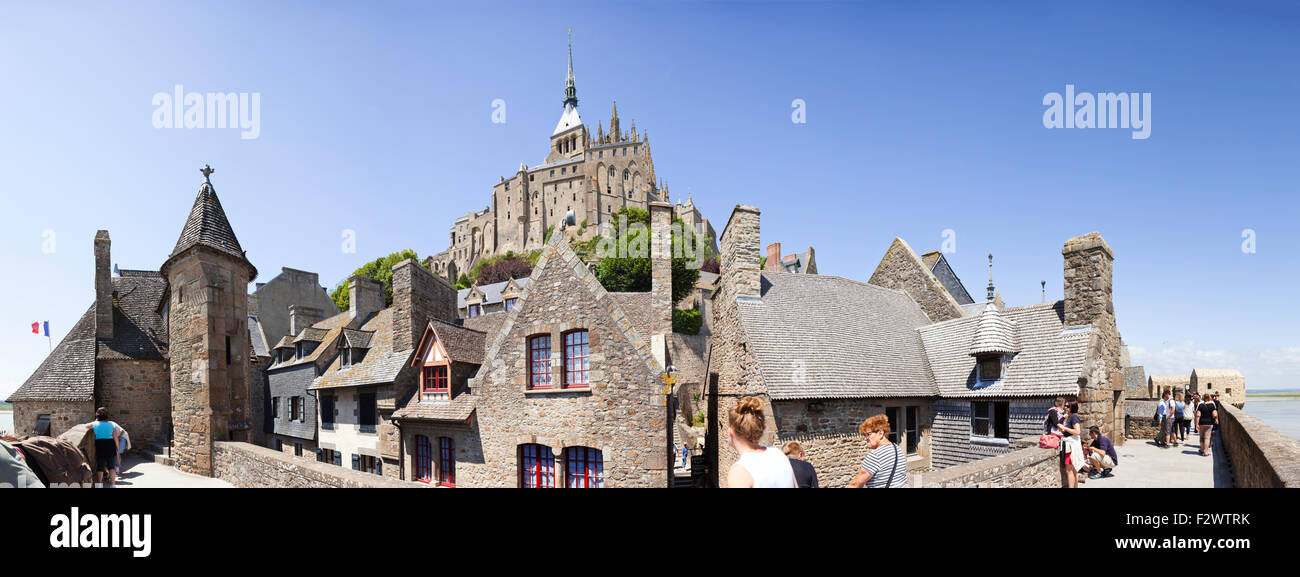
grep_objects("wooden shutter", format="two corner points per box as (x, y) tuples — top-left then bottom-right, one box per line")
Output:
(333, 451), (341, 467)
(352, 454), (360, 471)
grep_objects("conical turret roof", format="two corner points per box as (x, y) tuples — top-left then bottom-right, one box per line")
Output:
(165, 166), (255, 276)
(969, 302), (1017, 356)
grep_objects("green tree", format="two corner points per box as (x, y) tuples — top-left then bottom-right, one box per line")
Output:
(330, 249), (425, 311)
(594, 207), (703, 307)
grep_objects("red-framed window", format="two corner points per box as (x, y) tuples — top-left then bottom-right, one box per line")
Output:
(528, 335), (552, 390)
(565, 446), (603, 488)
(422, 365), (449, 401)
(520, 444), (555, 488)
(438, 437), (455, 487)
(414, 435), (432, 483)
(563, 330), (590, 388)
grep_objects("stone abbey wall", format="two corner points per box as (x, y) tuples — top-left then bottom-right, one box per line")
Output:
(96, 359), (171, 447)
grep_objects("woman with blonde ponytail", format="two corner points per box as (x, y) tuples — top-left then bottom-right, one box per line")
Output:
(726, 397), (797, 488)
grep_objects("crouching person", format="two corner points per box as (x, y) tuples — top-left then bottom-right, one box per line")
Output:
(1082, 426), (1119, 479)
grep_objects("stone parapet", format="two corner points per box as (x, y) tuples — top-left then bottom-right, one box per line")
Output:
(916, 437), (1062, 488)
(1217, 404), (1300, 488)
(212, 441), (425, 488)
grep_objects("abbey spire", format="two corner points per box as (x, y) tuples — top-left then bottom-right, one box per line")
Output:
(553, 29), (582, 135)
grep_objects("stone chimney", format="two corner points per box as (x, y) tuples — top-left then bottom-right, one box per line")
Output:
(720, 205), (762, 300)
(649, 201), (673, 336)
(288, 305), (323, 336)
(765, 242), (782, 271)
(391, 259), (457, 352)
(94, 230), (113, 340)
(349, 274), (384, 327)
(1063, 232), (1123, 439)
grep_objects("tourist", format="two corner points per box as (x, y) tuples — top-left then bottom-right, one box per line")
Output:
(1173, 395), (1187, 444)
(847, 414), (908, 488)
(1195, 395), (1218, 457)
(725, 397), (796, 488)
(1158, 391), (1176, 448)
(84, 408), (121, 488)
(1056, 401), (1083, 488)
(112, 422), (131, 484)
(1180, 394), (1195, 441)
(1045, 397), (1065, 436)
(1082, 426), (1118, 479)
(781, 441), (819, 488)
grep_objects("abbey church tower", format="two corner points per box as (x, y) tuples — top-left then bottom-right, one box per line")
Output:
(161, 166), (258, 475)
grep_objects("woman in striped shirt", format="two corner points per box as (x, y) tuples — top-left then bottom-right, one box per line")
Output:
(847, 414), (908, 488)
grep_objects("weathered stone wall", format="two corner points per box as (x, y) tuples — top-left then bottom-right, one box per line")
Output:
(165, 248), (255, 475)
(392, 259), (458, 352)
(709, 206), (771, 487)
(11, 400), (95, 438)
(772, 398), (931, 487)
(248, 355), (270, 446)
(1124, 399), (1162, 440)
(930, 398), (1055, 469)
(1063, 233), (1124, 445)
(472, 236), (667, 487)
(867, 238), (964, 323)
(1217, 404), (1300, 488)
(649, 201), (673, 336)
(917, 438), (1062, 488)
(95, 359), (171, 447)
(212, 441), (423, 488)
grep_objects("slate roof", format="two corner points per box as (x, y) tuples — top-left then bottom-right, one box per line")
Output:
(249, 316), (270, 358)
(457, 278), (530, 308)
(341, 328), (374, 349)
(96, 272), (168, 361)
(7, 306), (97, 402)
(310, 309), (412, 390)
(427, 319), (487, 366)
(737, 272), (934, 400)
(391, 393), (477, 423)
(269, 311), (352, 369)
(461, 310), (507, 338)
(169, 181), (249, 264)
(1149, 375), (1190, 389)
(959, 302), (986, 317)
(919, 301), (1091, 398)
(273, 335), (295, 350)
(293, 327), (329, 343)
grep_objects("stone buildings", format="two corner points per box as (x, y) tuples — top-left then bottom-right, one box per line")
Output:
(6, 169), (310, 476)
(1191, 369), (1246, 408)
(426, 36), (715, 283)
(704, 205), (1128, 487)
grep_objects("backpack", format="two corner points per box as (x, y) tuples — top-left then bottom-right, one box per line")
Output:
(15, 436), (92, 487)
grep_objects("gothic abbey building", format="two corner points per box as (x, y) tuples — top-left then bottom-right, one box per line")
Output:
(427, 37), (715, 282)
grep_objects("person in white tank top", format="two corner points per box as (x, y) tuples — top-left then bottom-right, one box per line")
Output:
(726, 397), (797, 488)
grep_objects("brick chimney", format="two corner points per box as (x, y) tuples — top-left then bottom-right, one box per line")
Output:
(649, 201), (673, 336)
(94, 230), (113, 340)
(765, 242), (782, 271)
(720, 205), (762, 299)
(289, 305), (324, 336)
(348, 274), (384, 327)
(391, 259), (457, 352)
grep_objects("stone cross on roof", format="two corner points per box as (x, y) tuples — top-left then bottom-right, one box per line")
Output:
(200, 164), (215, 183)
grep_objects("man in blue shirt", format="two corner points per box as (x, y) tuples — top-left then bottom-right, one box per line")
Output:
(1084, 426), (1119, 479)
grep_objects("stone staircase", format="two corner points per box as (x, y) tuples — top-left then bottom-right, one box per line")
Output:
(139, 442), (173, 466)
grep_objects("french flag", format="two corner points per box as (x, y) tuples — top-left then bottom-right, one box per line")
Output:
(31, 321), (48, 336)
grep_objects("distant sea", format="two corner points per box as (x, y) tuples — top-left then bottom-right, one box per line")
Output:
(0, 410), (12, 436)
(1242, 397), (1300, 441)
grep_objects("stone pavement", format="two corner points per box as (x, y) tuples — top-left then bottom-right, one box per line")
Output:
(1081, 430), (1233, 488)
(111, 453), (232, 488)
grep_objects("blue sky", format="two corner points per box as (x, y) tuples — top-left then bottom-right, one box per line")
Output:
(1, 0), (1297, 398)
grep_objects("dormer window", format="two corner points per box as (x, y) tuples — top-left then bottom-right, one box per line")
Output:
(977, 355), (1002, 381)
(504, 297), (517, 312)
(468, 304), (481, 318)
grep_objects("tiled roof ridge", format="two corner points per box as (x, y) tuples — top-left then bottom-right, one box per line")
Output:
(429, 316), (486, 334)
